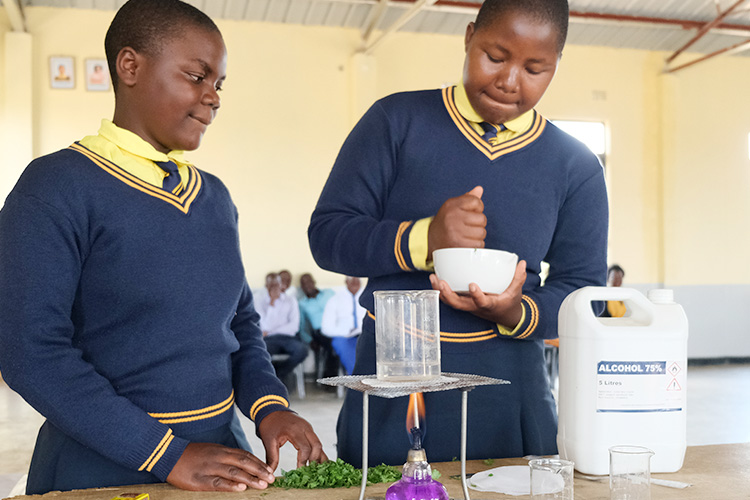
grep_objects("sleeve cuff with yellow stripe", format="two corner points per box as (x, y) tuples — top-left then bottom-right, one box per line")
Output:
(249, 394), (294, 431)
(407, 216), (435, 271)
(496, 295), (539, 339)
(129, 425), (189, 481)
(392, 219), (417, 272)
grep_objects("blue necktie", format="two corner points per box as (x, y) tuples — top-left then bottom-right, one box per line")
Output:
(155, 160), (182, 194)
(479, 122), (506, 145)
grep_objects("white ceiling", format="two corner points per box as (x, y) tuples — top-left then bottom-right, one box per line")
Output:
(4, 0), (750, 65)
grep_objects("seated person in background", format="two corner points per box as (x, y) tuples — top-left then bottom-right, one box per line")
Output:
(298, 273), (337, 378)
(257, 274), (307, 380)
(601, 264), (626, 318)
(321, 277), (366, 375)
(279, 269), (299, 299)
(252, 271), (277, 304)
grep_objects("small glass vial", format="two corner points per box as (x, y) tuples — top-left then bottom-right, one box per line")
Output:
(385, 448), (450, 500)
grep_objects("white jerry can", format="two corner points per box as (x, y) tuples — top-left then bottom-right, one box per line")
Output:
(556, 287), (688, 475)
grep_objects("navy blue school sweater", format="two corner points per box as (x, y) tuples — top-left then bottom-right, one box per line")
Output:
(309, 87), (608, 342)
(308, 88), (608, 464)
(0, 144), (290, 481)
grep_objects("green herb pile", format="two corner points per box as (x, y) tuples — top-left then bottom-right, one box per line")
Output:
(273, 459), (401, 489)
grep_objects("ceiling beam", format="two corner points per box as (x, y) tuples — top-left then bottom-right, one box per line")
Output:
(3, 0), (27, 33)
(665, 37), (750, 73)
(388, 1), (750, 35)
(567, 9), (750, 34)
(360, 0), (389, 46)
(361, 0), (439, 54)
(388, 0), (750, 73)
(665, 0), (748, 63)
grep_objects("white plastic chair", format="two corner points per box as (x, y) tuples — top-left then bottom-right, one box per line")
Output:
(270, 353), (306, 399)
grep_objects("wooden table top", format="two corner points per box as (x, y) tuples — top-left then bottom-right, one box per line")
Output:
(7, 443), (750, 500)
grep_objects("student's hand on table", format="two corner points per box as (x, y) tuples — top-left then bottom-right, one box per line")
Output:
(258, 410), (328, 471)
(430, 259), (527, 329)
(428, 186), (486, 258)
(166, 442), (275, 492)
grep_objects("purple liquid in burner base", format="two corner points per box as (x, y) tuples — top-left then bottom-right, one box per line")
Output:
(385, 452), (449, 500)
(385, 475), (450, 500)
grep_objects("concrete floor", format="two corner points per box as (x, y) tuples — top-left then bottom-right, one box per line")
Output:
(1, 363), (749, 498)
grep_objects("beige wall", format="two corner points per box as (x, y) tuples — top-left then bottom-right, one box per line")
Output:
(0, 12), (5, 135)
(543, 49), (665, 286)
(1, 6), (749, 296)
(192, 20), (359, 289)
(0, 10), (6, 103)
(660, 57), (750, 286)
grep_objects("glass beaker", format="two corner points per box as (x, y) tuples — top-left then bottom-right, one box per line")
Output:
(529, 458), (574, 499)
(609, 445), (654, 500)
(374, 290), (440, 381)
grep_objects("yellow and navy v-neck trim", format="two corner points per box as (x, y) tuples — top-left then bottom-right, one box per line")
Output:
(69, 142), (203, 214)
(442, 86), (546, 161)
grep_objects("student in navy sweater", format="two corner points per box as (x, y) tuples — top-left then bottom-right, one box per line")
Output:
(308, 0), (608, 466)
(0, 0), (325, 494)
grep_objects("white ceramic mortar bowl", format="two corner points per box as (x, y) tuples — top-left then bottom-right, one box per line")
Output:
(433, 248), (518, 294)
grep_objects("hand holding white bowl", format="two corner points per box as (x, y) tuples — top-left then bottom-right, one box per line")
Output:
(433, 248), (518, 294)
(430, 249), (526, 329)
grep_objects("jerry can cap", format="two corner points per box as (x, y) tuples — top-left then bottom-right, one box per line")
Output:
(647, 289), (674, 304)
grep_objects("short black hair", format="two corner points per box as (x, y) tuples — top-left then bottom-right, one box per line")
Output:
(104, 0), (220, 92)
(474, 0), (569, 54)
(608, 264), (625, 277)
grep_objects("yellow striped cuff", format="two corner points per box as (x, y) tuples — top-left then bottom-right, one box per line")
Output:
(138, 429), (174, 472)
(249, 395), (289, 421)
(394, 221), (413, 271)
(516, 295), (539, 339)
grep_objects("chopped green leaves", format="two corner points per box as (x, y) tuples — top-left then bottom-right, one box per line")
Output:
(273, 459), (401, 489)
(368, 463), (402, 484)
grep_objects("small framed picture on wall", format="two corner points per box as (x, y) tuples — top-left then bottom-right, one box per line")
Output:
(85, 58), (110, 92)
(49, 56), (75, 89)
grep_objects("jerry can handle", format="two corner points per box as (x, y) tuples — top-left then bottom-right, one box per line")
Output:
(573, 286), (655, 326)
